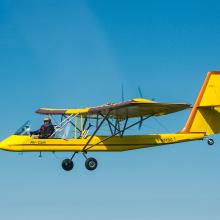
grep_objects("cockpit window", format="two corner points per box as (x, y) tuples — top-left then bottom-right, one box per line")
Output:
(14, 121), (31, 135)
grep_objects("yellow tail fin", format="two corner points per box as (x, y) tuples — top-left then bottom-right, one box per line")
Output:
(181, 71), (220, 135)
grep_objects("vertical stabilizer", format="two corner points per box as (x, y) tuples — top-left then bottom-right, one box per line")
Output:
(181, 71), (220, 135)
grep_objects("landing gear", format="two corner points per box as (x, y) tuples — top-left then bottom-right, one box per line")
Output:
(207, 138), (214, 146)
(60, 153), (98, 171)
(85, 157), (98, 171)
(62, 159), (74, 171)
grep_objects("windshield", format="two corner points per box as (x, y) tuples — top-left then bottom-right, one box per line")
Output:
(14, 121), (31, 135)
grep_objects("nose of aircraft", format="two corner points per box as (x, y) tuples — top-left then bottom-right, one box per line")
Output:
(0, 141), (6, 150)
(0, 135), (25, 151)
(0, 137), (10, 150)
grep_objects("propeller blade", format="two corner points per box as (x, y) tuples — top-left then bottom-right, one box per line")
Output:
(121, 84), (125, 102)
(138, 116), (143, 130)
(138, 86), (143, 98)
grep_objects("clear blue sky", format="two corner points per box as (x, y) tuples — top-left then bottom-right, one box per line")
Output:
(0, 0), (220, 219)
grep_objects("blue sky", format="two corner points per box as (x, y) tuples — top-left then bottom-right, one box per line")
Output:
(0, 0), (220, 219)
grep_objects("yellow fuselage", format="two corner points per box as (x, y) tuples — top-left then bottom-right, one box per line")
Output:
(0, 133), (205, 152)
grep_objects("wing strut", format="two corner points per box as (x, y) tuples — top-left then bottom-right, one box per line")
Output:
(84, 114), (153, 151)
(82, 111), (111, 151)
(102, 114), (122, 135)
(121, 117), (128, 136)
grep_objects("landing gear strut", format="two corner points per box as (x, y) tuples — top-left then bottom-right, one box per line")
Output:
(207, 138), (214, 146)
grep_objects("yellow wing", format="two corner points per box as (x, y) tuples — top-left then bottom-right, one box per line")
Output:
(36, 98), (191, 119)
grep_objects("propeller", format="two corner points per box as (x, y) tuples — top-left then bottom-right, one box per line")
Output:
(138, 116), (143, 130)
(138, 86), (143, 98)
(138, 86), (156, 101)
(121, 84), (125, 102)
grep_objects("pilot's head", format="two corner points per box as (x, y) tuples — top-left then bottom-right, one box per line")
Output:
(44, 117), (51, 124)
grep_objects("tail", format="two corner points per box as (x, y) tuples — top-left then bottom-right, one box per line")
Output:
(181, 71), (220, 135)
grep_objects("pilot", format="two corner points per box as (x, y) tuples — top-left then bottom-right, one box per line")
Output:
(30, 117), (55, 139)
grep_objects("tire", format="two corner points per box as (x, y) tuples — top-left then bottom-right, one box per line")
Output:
(62, 159), (74, 171)
(85, 157), (98, 171)
(208, 138), (214, 146)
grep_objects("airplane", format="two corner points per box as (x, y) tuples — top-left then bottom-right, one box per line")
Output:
(0, 71), (220, 171)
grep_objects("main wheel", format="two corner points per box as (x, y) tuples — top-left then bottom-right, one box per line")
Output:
(85, 157), (98, 171)
(208, 138), (214, 146)
(62, 159), (74, 171)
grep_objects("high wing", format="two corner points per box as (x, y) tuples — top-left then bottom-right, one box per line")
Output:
(36, 98), (191, 119)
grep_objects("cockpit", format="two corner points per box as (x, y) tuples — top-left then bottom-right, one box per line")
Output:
(14, 117), (81, 139)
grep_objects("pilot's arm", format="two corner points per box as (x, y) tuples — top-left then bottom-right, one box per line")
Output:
(30, 129), (40, 136)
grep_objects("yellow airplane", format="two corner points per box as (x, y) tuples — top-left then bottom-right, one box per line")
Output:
(1, 71), (220, 171)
